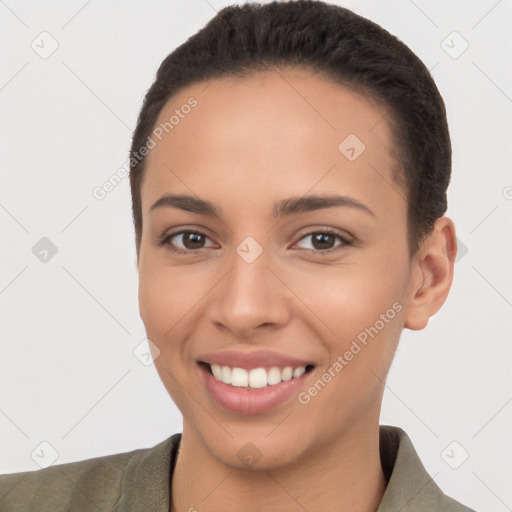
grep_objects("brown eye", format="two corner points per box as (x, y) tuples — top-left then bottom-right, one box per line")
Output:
(311, 233), (336, 250)
(295, 230), (352, 253)
(161, 230), (216, 253)
(180, 232), (206, 250)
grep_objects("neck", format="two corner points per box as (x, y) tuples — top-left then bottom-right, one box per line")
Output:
(170, 416), (386, 512)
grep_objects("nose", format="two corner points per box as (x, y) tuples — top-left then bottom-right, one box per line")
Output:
(207, 245), (291, 339)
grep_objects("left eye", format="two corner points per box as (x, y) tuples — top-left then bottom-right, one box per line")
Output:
(295, 231), (351, 252)
(165, 231), (216, 251)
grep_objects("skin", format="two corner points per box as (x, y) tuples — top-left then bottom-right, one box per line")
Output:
(136, 66), (457, 512)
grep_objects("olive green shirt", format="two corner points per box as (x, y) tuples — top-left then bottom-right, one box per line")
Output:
(0, 426), (476, 511)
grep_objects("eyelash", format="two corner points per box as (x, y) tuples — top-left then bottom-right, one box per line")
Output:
(157, 228), (353, 255)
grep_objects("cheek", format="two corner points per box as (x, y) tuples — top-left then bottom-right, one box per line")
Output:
(138, 264), (205, 339)
(138, 266), (202, 409)
(288, 255), (407, 338)
(138, 274), (171, 339)
(287, 251), (407, 409)
(294, 266), (405, 431)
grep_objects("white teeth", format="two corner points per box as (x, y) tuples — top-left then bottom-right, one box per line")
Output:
(267, 367), (282, 385)
(281, 367), (293, 381)
(231, 367), (249, 387)
(208, 364), (309, 388)
(211, 363), (222, 380)
(221, 365), (231, 384)
(292, 366), (306, 378)
(248, 368), (267, 388)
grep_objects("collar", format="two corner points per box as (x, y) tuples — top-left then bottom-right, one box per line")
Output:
(116, 425), (473, 511)
(376, 425), (473, 511)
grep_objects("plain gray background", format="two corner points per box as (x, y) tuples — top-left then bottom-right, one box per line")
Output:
(1, 1), (511, 510)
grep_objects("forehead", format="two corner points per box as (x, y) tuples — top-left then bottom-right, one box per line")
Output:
(141, 66), (402, 214)
(153, 66), (393, 149)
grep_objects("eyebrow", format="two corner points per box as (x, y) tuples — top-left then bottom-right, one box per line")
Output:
(149, 193), (376, 219)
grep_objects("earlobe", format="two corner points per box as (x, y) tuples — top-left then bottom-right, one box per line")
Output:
(404, 217), (457, 331)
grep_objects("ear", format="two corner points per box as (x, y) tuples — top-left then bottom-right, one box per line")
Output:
(404, 216), (457, 331)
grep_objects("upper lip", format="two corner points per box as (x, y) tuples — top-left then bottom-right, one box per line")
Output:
(198, 349), (314, 370)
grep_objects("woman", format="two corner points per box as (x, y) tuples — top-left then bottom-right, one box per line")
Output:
(0, 1), (478, 511)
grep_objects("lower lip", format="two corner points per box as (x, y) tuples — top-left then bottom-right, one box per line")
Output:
(199, 364), (312, 415)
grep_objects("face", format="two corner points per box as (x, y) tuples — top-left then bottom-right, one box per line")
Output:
(137, 67), (415, 470)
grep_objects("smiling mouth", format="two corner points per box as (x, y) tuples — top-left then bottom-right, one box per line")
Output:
(199, 361), (315, 389)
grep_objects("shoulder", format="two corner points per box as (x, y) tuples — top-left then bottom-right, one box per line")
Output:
(378, 426), (478, 512)
(0, 450), (134, 511)
(437, 494), (478, 512)
(0, 434), (180, 512)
